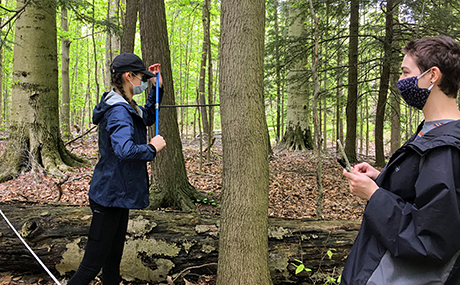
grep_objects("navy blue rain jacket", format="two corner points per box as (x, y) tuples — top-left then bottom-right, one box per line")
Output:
(89, 87), (163, 209)
(341, 120), (460, 285)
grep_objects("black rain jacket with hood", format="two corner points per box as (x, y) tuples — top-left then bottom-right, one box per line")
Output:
(341, 120), (460, 285)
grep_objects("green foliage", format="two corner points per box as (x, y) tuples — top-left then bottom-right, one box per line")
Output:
(196, 196), (220, 207)
(291, 249), (342, 284)
(291, 259), (312, 275)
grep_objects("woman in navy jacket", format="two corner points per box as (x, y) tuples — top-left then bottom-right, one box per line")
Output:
(68, 53), (166, 285)
(342, 36), (460, 284)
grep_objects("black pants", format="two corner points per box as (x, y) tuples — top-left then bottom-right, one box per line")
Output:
(68, 199), (129, 285)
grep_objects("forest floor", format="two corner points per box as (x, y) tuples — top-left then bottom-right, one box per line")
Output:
(0, 128), (373, 285)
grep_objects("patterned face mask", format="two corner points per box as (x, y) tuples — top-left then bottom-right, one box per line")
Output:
(396, 69), (434, 110)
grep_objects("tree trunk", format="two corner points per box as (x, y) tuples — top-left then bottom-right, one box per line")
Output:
(0, 201), (359, 284)
(390, 3), (401, 155)
(218, 0), (271, 284)
(104, 0), (120, 90)
(139, 0), (205, 212)
(120, 0), (138, 54)
(281, 1), (313, 151)
(390, 74), (401, 154)
(345, 0), (359, 163)
(375, 0), (394, 167)
(60, 5), (72, 141)
(0, 13), (3, 128)
(0, 0), (84, 183)
(336, 40), (344, 154)
(198, 0), (210, 139)
(309, 0), (323, 220)
(206, 7), (214, 164)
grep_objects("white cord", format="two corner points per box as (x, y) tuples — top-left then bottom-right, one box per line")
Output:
(0, 209), (61, 285)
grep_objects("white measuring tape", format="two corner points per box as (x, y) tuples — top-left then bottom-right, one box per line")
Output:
(0, 209), (61, 285)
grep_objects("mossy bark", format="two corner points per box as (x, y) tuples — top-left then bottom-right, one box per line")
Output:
(0, 0), (85, 183)
(0, 201), (360, 284)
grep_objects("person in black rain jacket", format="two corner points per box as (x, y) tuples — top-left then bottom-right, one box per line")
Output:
(341, 36), (460, 284)
(68, 53), (166, 285)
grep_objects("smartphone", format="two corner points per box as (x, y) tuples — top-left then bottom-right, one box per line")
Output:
(337, 140), (353, 173)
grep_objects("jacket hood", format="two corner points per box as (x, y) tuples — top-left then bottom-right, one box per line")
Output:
(410, 120), (460, 154)
(93, 90), (130, 125)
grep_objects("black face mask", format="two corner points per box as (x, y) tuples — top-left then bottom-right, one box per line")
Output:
(396, 69), (434, 110)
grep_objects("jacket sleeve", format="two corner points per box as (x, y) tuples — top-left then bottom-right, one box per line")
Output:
(141, 86), (164, 127)
(106, 106), (156, 161)
(364, 146), (460, 263)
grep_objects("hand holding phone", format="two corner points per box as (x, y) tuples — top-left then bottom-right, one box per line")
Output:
(337, 140), (353, 173)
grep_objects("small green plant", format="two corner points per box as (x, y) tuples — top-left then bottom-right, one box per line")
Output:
(327, 249), (336, 259)
(292, 249), (342, 284)
(196, 197), (220, 207)
(291, 259), (312, 275)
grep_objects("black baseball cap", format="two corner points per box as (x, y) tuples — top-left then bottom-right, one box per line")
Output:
(110, 53), (155, 78)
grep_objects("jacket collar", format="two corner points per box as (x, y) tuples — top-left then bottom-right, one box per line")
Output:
(408, 120), (460, 155)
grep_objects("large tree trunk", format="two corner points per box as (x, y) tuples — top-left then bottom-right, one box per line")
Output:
(281, 1), (313, 151)
(345, 0), (359, 163)
(375, 0), (394, 167)
(218, 0), (272, 284)
(120, 0), (138, 54)
(60, 5), (72, 141)
(139, 0), (205, 212)
(0, 0), (84, 183)
(0, 201), (359, 284)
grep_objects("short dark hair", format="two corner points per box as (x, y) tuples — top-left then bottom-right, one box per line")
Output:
(403, 35), (460, 98)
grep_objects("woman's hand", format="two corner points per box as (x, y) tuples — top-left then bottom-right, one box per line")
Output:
(343, 169), (379, 201)
(148, 64), (163, 87)
(150, 135), (166, 152)
(352, 162), (380, 180)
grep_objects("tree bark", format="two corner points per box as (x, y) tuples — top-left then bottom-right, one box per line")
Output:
(139, 0), (205, 212)
(120, 0), (138, 54)
(345, 0), (359, 163)
(309, 0), (323, 220)
(0, 201), (359, 284)
(104, 0), (120, 90)
(198, 0), (210, 139)
(60, 5), (72, 141)
(281, 1), (313, 151)
(0, 0), (84, 183)
(218, 0), (272, 284)
(375, 0), (394, 167)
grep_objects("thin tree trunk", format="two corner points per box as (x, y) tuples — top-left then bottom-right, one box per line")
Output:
(206, 9), (214, 164)
(375, 0), (394, 167)
(60, 5), (72, 141)
(217, 0), (272, 283)
(105, 0), (120, 90)
(120, 0), (138, 53)
(309, 0), (323, 220)
(345, 0), (359, 163)
(198, 0), (210, 138)
(0, 9), (3, 128)
(274, 0), (281, 142)
(336, 40), (343, 153)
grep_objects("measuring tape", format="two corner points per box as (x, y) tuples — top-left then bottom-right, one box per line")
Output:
(0, 209), (61, 285)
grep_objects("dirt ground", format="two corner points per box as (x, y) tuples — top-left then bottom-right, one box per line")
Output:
(0, 128), (369, 285)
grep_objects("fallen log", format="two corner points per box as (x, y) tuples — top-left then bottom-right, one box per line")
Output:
(0, 201), (360, 284)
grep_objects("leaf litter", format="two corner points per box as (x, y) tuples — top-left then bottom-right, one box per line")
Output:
(0, 129), (369, 284)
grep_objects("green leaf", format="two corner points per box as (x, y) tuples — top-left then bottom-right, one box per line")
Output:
(295, 264), (305, 275)
(327, 249), (336, 259)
